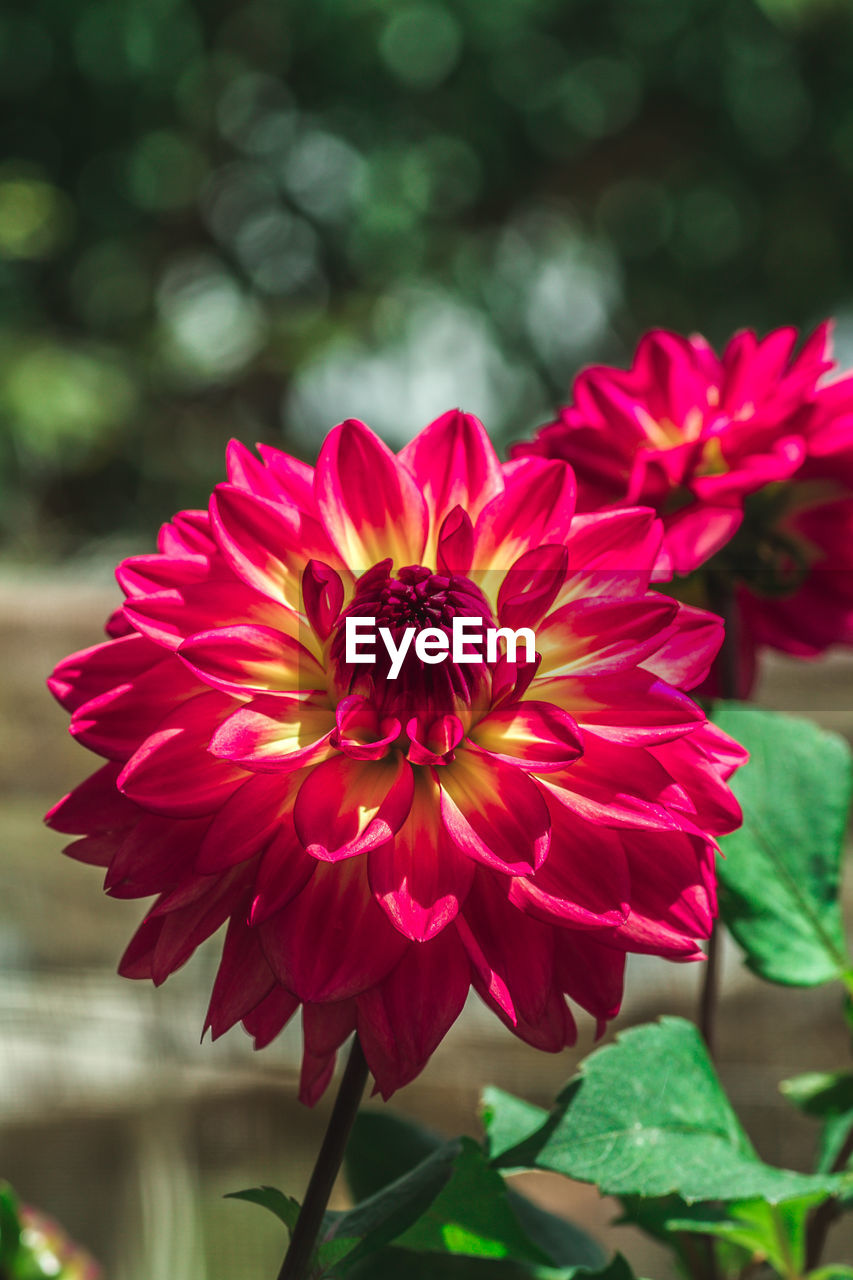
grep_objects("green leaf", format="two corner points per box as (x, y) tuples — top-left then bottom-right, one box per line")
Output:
(808, 1268), (853, 1279)
(333, 1138), (462, 1263)
(781, 1072), (853, 1174)
(346, 1109), (605, 1271)
(482, 1089), (549, 1163)
(224, 1185), (301, 1233)
(345, 1110), (445, 1204)
(492, 1017), (842, 1204)
(668, 1193), (823, 1277)
(506, 1192), (606, 1270)
(711, 703), (852, 987)
(342, 1247), (639, 1279)
(0, 1182), (21, 1266)
(392, 1138), (549, 1264)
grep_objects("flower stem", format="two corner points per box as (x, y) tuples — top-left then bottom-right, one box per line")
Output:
(277, 1035), (369, 1280)
(699, 573), (740, 1058)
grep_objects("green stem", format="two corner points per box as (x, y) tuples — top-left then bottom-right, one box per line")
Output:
(277, 1036), (369, 1280)
(804, 1122), (853, 1271)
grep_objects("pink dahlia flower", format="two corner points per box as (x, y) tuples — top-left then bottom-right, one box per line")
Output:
(514, 323), (853, 692)
(47, 412), (744, 1102)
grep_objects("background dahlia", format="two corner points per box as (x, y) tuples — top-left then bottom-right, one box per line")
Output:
(47, 411), (744, 1102)
(514, 324), (853, 695)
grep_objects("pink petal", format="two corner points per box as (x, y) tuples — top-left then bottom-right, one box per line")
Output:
(469, 700), (583, 773)
(458, 872), (556, 1027)
(124, 580), (287, 650)
(45, 762), (135, 834)
(209, 694), (336, 772)
(436, 505), (475, 575)
(69, 657), (201, 760)
(302, 560), (344, 641)
(249, 816), (317, 923)
(242, 986), (300, 1049)
(157, 509), (216, 557)
(534, 671), (704, 746)
(399, 409), (503, 554)
(641, 603), (723, 689)
(300, 1001), (358, 1105)
(204, 914), (277, 1039)
(474, 458), (576, 568)
(368, 769), (474, 940)
(211, 483), (337, 608)
(197, 770), (305, 873)
(294, 753), (414, 861)
(105, 813), (210, 898)
(259, 858), (407, 1001)
(536, 596), (678, 677)
(178, 625), (324, 697)
(555, 934), (625, 1021)
(663, 503), (743, 574)
(497, 544), (569, 631)
(509, 797), (630, 928)
(357, 927), (470, 1098)
(47, 633), (161, 712)
(438, 750), (550, 874)
(315, 419), (428, 568)
(117, 692), (247, 817)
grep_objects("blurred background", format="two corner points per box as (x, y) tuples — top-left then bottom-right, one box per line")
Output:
(3, 0), (853, 1275)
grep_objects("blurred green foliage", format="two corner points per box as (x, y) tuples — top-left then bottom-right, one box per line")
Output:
(2, 0), (853, 556)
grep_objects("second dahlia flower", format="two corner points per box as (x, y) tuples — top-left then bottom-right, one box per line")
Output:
(514, 323), (853, 693)
(47, 412), (744, 1102)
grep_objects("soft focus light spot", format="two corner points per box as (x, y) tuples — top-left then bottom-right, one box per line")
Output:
(524, 242), (621, 372)
(201, 160), (280, 245)
(0, 175), (72, 260)
(235, 208), (323, 297)
(286, 288), (532, 447)
(126, 131), (206, 212)
(0, 15), (54, 95)
(69, 241), (150, 327)
(3, 342), (137, 458)
(559, 57), (642, 139)
(281, 130), (365, 222)
(597, 179), (673, 258)
(379, 4), (462, 90)
(217, 72), (295, 155)
(157, 256), (265, 382)
(673, 186), (744, 267)
(725, 59), (812, 157)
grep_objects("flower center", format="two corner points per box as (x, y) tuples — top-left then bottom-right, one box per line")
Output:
(329, 562), (495, 723)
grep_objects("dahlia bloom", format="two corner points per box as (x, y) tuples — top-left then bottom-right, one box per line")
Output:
(47, 412), (744, 1102)
(514, 324), (853, 691)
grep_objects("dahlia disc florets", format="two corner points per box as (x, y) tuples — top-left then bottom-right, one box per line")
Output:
(47, 410), (745, 1102)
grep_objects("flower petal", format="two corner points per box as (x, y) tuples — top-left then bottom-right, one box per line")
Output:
(259, 858), (407, 1001)
(196, 770), (305, 873)
(315, 419), (428, 568)
(178, 625), (324, 697)
(294, 753), (414, 861)
(209, 694), (336, 772)
(211, 483), (337, 607)
(399, 409), (503, 555)
(474, 458), (576, 569)
(204, 914), (277, 1039)
(368, 769), (474, 940)
(469, 700), (583, 773)
(439, 749), (550, 874)
(357, 927), (470, 1098)
(117, 693), (247, 817)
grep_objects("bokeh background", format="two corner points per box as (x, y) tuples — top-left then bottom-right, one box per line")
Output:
(3, 0), (853, 1275)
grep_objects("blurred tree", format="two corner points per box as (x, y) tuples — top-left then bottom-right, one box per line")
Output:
(1, 0), (853, 555)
